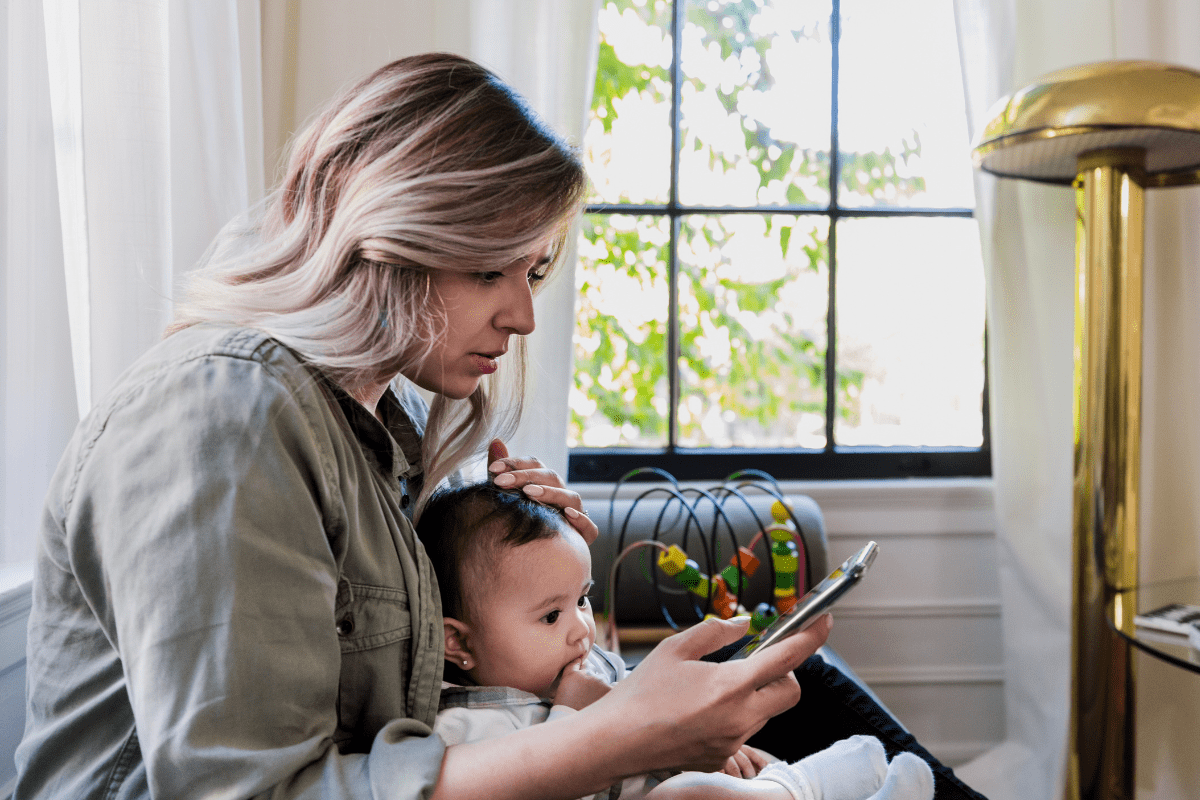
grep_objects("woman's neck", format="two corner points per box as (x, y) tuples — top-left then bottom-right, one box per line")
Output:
(348, 379), (393, 423)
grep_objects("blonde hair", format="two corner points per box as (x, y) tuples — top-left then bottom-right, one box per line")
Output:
(170, 53), (587, 510)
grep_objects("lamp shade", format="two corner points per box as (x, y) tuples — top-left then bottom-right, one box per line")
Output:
(972, 60), (1200, 185)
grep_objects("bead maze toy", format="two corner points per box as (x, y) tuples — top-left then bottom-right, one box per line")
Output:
(599, 469), (811, 652)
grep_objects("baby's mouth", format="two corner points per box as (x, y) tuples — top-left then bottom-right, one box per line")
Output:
(549, 654), (587, 692)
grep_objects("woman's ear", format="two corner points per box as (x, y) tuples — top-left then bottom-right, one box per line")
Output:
(443, 617), (474, 670)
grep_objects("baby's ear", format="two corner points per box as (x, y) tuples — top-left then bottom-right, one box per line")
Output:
(443, 617), (474, 670)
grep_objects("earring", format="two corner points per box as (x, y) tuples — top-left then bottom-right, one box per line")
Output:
(462, 660), (468, 667)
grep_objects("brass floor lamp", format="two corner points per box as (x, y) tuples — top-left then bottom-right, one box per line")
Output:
(972, 61), (1200, 800)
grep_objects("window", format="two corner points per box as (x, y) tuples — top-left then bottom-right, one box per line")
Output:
(568, 0), (989, 482)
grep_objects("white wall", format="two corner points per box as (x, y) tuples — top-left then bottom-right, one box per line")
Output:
(810, 480), (1002, 767)
(260, 0), (470, 187)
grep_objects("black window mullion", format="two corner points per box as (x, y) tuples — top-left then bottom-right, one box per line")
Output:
(824, 0), (842, 453)
(666, 0), (684, 450)
(667, 214), (681, 448)
(825, 222), (839, 451)
(586, 204), (974, 218)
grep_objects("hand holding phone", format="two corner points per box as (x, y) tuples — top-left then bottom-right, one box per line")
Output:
(726, 541), (878, 660)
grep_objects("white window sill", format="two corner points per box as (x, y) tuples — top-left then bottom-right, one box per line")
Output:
(571, 476), (995, 504)
(0, 563), (33, 605)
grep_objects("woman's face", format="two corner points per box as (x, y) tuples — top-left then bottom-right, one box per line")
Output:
(404, 242), (553, 400)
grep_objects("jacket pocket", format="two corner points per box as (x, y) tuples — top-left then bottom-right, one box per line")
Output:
(334, 583), (411, 653)
(333, 583), (413, 750)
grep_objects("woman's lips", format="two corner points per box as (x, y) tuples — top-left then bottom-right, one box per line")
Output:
(470, 353), (499, 374)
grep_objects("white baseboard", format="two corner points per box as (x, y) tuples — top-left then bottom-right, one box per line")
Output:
(854, 664), (1005, 686)
(833, 600), (1001, 618)
(923, 740), (998, 768)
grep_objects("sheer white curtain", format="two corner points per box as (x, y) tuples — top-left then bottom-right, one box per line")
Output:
(2, 1), (76, 570)
(953, 1), (1200, 797)
(456, 0), (603, 478)
(1, 0), (260, 569)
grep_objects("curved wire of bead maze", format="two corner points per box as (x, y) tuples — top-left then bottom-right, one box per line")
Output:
(601, 468), (812, 653)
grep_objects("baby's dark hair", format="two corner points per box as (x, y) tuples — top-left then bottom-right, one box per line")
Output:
(415, 482), (569, 621)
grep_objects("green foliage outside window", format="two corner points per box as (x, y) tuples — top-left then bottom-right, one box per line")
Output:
(572, 0), (927, 450)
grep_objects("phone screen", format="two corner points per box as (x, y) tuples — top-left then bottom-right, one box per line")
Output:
(726, 540), (878, 660)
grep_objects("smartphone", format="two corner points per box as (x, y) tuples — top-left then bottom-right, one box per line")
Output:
(726, 541), (878, 660)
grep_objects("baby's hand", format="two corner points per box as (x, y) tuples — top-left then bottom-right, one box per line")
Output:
(721, 744), (776, 778)
(553, 662), (612, 710)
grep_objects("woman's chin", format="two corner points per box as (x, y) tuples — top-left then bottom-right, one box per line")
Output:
(439, 383), (479, 401)
(407, 375), (480, 401)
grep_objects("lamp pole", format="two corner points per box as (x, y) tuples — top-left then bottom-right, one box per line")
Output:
(1065, 148), (1144, 800)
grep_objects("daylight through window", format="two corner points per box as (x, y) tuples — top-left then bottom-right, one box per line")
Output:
(568, 0), (989, 482)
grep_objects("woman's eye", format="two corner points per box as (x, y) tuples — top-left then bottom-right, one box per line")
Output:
(475, 271), (504, 283)
(544, 610), (560, 624)
(528, 271), (547, 286)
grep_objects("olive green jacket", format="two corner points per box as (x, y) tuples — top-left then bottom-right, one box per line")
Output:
(15, 324), (446, 799)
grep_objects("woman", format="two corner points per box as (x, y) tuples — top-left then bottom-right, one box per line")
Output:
(13, 53), (830, 799)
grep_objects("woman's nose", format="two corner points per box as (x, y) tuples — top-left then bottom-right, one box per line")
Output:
(495, 278), (536, 336)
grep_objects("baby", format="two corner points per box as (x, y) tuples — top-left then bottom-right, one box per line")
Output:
(415, 482), (933, 800)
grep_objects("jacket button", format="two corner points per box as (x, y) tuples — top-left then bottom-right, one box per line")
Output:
(336, 616), (355, 636)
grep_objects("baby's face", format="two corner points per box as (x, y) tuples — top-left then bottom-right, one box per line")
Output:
(465, 523), (596, 697)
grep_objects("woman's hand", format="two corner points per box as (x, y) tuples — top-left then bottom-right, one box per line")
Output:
(486, 439), (599, 544)
(585, 614), (833, 776)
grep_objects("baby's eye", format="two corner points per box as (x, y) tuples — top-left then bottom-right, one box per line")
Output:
(577, 594), (590, 608)
(543, 610), (561, 624)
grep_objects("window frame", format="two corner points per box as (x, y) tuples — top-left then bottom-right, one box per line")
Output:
(568, 0), (991, 483)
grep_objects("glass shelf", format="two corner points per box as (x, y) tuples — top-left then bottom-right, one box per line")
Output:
(1110, 576), (1200, 675)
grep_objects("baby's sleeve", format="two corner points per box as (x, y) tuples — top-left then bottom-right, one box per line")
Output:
(432, 706), (525, 747)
